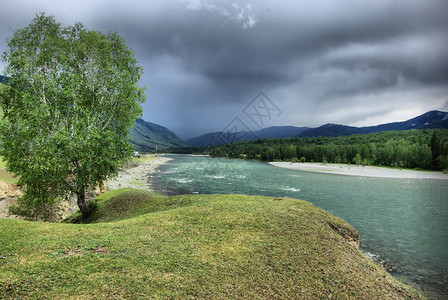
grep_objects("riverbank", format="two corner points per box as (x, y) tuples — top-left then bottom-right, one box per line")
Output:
(106, 155), (172, 190)
(269, 162), (448, 180)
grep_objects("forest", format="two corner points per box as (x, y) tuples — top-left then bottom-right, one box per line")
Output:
(207, 129), (448, 171)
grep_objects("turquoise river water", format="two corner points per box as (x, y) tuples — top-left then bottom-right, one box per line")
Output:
(150, 155), (448, 299)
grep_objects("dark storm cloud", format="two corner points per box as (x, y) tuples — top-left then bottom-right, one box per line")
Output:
(1, 0), (447, 138)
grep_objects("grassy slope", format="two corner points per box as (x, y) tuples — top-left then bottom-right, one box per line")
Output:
(1, 190), (422, 299)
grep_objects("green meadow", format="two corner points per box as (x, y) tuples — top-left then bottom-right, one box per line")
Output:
(0, 189), (422, 299)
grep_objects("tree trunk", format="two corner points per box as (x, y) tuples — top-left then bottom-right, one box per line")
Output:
(77, 188), (90, 219)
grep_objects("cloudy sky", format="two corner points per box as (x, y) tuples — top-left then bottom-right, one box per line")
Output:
(1, 0), (447, 139)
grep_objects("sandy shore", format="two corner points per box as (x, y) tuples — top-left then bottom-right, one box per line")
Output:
(106, 155), (172, 191)
(269, 162), (448, 180)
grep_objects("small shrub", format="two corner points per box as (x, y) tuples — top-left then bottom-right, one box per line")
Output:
(353, 154), (362, 165)
(9, 195), (63, 222)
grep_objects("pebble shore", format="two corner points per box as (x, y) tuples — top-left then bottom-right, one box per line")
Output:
(106, 155), (172, 191)
(269, 162), (448, 180)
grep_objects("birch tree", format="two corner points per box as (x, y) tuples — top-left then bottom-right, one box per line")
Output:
(0, 13), (145, 219)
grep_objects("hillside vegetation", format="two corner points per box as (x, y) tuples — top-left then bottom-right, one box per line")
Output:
(1, 189), (422, 299)
(209, 129), (448, 170)
(130, 118), (191, 152)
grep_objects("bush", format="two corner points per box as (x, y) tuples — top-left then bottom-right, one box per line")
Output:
(353, 154), (362, 165)
(9, 195), (63, 222)
(437, 155), (448, 170)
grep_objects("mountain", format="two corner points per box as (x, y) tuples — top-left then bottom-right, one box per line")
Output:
(188, 110), (448, 146)
(188, 126), (310, 147)
(369, 110), (448, 131)
(130, 118), (191, 152)
(298, 110), (448, 138)
(255, 126), (310, 138)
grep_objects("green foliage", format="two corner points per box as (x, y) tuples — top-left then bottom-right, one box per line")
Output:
(0, 190), (423, 299)
(209, 129), (448, 170)
(437, 155), (448, 171)
(0, 13), (145, 220)
(8, 194), (63, 222)
(352, 153), (362, 165)
(430, 131), (443, 169)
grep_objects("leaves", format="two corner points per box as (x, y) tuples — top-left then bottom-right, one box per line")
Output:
(0, 13), (146, 220)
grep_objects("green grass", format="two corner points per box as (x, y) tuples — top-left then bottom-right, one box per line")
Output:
(0, 156), (18, 184)
(0, 169), (18, 184)
(0, 156), (7, 169)
(131, 154), (158, 164)
(1, 189), (423, 299)
(130, 180), (145, 187)
(123, 154), (158, 169)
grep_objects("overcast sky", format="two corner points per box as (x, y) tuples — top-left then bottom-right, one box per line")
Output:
(1, 0), (447, 139)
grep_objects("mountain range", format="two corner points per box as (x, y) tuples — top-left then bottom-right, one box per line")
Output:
(187, 126), (310, 147)
(2, 73), (447, 152)
(186, 110), (448, 147)
(3, 73), (448, 150)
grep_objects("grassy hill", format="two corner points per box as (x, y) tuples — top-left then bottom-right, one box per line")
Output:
(0, 189), (422, 299)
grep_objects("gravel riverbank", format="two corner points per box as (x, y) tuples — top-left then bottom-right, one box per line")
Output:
(106, 155), (172, 191)
(269, 162), (448, 180)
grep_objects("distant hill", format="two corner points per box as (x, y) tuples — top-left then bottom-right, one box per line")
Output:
(255, 126), (310, 138)
(298, 110), (448, 138)
(130, 118), (191, 152)
(188, 126), (310, 147)
(188, 110), (448, 146)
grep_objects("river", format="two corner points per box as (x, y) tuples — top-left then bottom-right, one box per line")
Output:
(150, 154), (448, 299)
